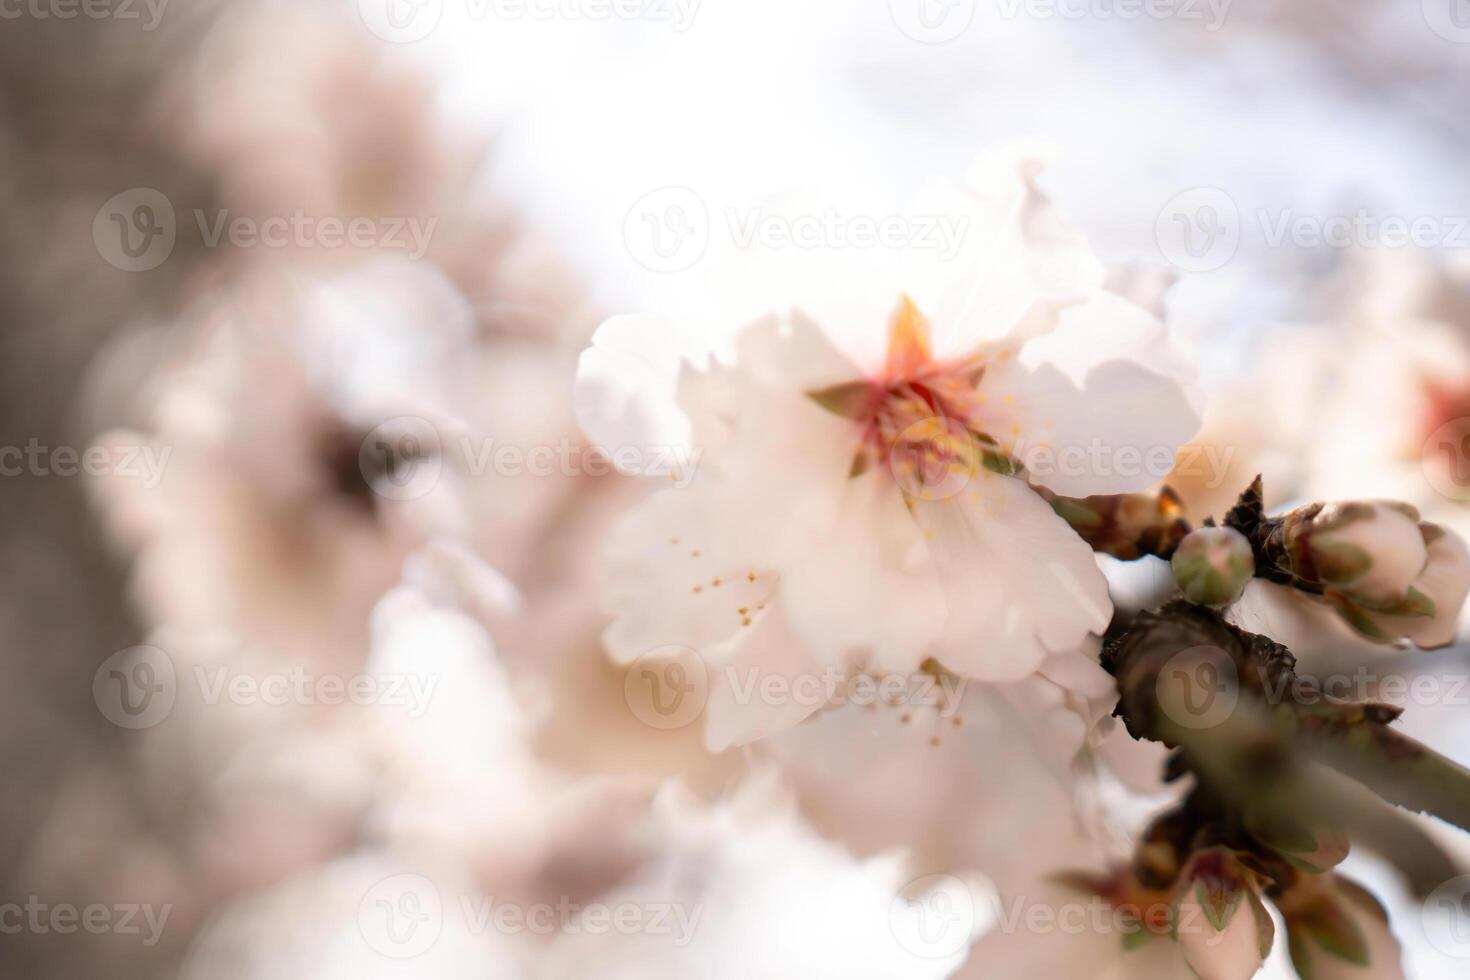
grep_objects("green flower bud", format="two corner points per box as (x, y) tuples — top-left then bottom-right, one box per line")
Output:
(1172, 526), (1255, 607)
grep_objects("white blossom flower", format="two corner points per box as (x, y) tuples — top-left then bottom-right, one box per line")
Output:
(576, 148), (1200, 749)
(539, 774), (984, 980)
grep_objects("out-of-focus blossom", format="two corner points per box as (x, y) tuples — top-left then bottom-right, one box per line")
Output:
(539, 775), (983, 980)
(576, 148), (1200, 750)
(89, 260), (474, 670)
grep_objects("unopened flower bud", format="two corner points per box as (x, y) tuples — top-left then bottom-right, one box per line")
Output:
(1279, 875), (1404, 980)
(1171, 848), (1273, 980)
(1172, 526), (1255, 606)
(1289, 502), (1427, 604)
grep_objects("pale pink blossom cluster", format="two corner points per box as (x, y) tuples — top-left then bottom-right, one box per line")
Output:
(9, 3), (1470, 980)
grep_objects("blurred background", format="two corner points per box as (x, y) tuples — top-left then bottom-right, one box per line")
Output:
(3, 0), (1470, 976)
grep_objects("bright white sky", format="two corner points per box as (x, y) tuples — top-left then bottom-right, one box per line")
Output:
(357, 0), (1470, 349)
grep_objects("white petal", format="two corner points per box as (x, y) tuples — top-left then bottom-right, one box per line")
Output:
(780, 470), (947, 674)
(1394, 525), (1470, 649)
(599, 374), (857, 664)
(703, 604), (831, 751)
(911, 473), (1112, 681)
(904, 144), (1106, 358)
(599, 484), (779, 664)
(1226, 579), (1366, 663)
(575, 313), (704, 471)
(703, 198), (901, 374)
(984, 298), (1201, 497)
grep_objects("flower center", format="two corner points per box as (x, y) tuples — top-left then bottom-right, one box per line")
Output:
(806, 296), (1002, 498)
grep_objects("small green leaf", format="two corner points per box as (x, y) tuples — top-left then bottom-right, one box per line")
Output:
(1376, 586), (1436, 619)
(1249, 891), (1276, 960)
(1292, 894), (1371, 967)
(1323, 591), (1393, 643)
(806, 381), (877, 420)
